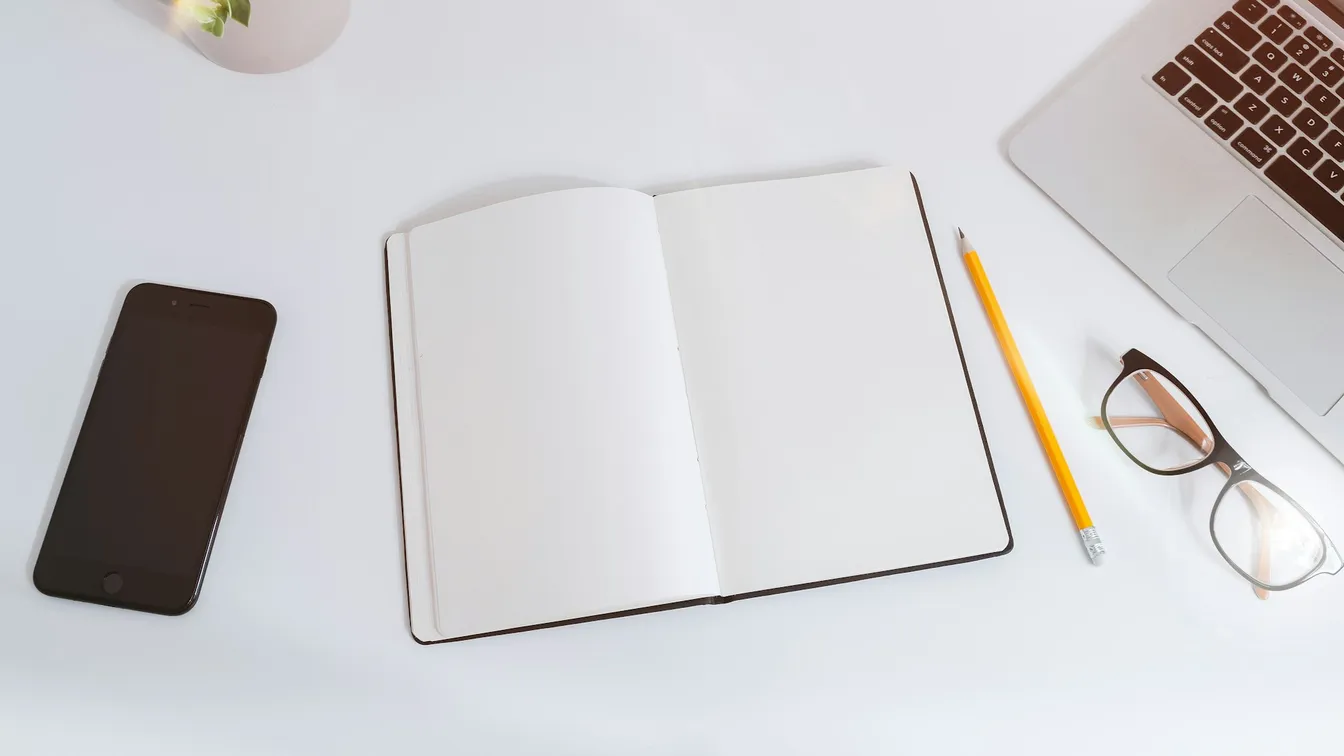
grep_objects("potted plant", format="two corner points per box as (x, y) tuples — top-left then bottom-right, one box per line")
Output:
(172, 0), (350, 74)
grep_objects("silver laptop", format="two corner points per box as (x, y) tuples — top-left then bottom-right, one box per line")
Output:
(1011, 0), (1344, 462)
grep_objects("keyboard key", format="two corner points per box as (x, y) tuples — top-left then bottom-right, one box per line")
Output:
(1306, 26), (1334, 51)
(1287, 36), (1320, 64)
(1279, 62), (1314, 92)
(1180, 83), (1218, 116)
(1332, 48), (1344, 67)
(1261, 0), (1280, 6)
(1177, 45), (1245, 100)
(1268, 85), (1303, 115)
(1198, 28), (1252, 72)
(1288, 136), (1324, 167)
(1293, 107), (1328, 138)
(1207, 105), (1246, 139)
(1262, 113), (1298, 145)
(1235, 92), (1271, 123)
(1315, 158), (1344, 191)
(1254, 42), (1289, 71)
(1235, 0), (1270, 24)
(1310, 57), (1344, 87)
(1153, 62), (1192, 95)
(1306, 84), (1341, 115)
(1217, 11), (1263, 51)
(1322, 129), (1344, 160)
(1241, 63), (1276, 93)
(1332, 103), (1344, 130)
(1266, 157), (1344, 240)
(1232, 127), (1278, 166)
(1261, 16), (1294, 44)
(1278, 6), (1308, 29)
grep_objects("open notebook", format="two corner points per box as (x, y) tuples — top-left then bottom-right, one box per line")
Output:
(386, 167), (1012, 643)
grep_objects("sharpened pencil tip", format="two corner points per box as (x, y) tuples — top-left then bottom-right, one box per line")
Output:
(958, 227), (964, 239)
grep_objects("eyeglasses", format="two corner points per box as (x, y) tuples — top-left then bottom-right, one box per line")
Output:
(1092, 349), (1342, 598)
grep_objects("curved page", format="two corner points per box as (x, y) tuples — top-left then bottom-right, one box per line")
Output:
(406, 188), (718, 640)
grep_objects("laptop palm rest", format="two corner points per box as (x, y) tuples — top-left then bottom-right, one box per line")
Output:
(1169, 197), (1344, 416)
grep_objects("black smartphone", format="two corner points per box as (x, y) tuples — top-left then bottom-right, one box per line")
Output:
(34, 283), (276, 615)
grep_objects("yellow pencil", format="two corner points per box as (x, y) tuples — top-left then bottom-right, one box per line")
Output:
(960, 229), (1105, 566)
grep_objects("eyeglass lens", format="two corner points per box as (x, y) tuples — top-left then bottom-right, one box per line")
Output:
(1103, 369), (1213, 473)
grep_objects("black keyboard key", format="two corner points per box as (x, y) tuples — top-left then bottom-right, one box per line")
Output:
(1235, 92), (1271, 123)
(1310, 57), (1344, 87)
(1241, 63), (1276, 93)
(1293, 107), (1328, 138)
(1232, 127), (1278, 166)
(1153, 61), (1192, 95)
(1207, 105), (1247, 139)
(1278, 6), (1308, 29)
(1198, 28), (1252, 72)
(1217, 11), (1263, 51)
(1261, 16), (1294, 44)
(1262, 0), (1280, 6)
(1263, 113), (1298, 145)
(1287, 36), (1320, 64)
(1235, 0), (1271, 23)
(1306, 84), (1341, 115)
(1280, 62), (1315, 92)
(1332, 48), (1344, 67)
(1315, 158), (1344, 191)
(1180, 83), (1218, 116)
(1323, 129), (1344, 159)
(1266, 157), (1344, 240)
(1177, 45), (1245, 100)
(1254, 42), (1289, 71)
(1306, 26), (1334, 51)
(1268, 85), (1303, 115)
(1288, 136), (1324, 167)
(1332, 104), (1344, 130)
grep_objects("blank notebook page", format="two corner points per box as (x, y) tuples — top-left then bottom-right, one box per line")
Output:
(406, 188), (719, 639)
(655, 168), (1010, 596)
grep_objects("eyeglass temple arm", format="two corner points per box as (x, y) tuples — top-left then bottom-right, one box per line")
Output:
(1100, 416), (1210, 453)
(1103, 372), (1273, 599)
(1133, 372), (1215, 455)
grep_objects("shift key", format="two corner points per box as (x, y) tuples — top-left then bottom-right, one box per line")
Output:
(1232, 127), (1278, 166)
(1177, 45), (1246, 100)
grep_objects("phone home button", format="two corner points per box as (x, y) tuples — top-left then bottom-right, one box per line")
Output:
(102, 572), (123, 595)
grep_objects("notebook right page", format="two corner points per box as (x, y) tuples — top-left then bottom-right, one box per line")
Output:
(654, 168), (1011, 597)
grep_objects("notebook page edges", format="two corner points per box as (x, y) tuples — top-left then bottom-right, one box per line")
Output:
(386, 233), (446, 642)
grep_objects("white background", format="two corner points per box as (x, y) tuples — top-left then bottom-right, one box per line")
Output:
(3, 1), (1343, 753)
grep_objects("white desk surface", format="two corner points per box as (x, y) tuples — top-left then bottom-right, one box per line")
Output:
(4, 1), (1343, 753)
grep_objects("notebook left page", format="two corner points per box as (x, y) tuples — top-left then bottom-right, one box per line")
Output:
(393, 188), (719, 642)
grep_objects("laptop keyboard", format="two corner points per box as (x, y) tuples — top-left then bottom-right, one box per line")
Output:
(1151, 0), (1344, 241)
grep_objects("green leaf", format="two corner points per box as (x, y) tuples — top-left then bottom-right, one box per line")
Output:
(202, 15), (225, 36)
(230, 0), (251, 27)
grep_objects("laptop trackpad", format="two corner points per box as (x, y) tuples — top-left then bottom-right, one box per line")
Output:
(1169, 197), (1344, 416)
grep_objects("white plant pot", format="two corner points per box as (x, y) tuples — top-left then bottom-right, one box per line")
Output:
(176, 0), (351, 74)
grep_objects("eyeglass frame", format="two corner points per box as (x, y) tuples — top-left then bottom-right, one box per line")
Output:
(1098, 348), (1343, 594)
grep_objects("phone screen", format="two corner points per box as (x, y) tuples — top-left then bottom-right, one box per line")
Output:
(35, 284), (275, 614)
